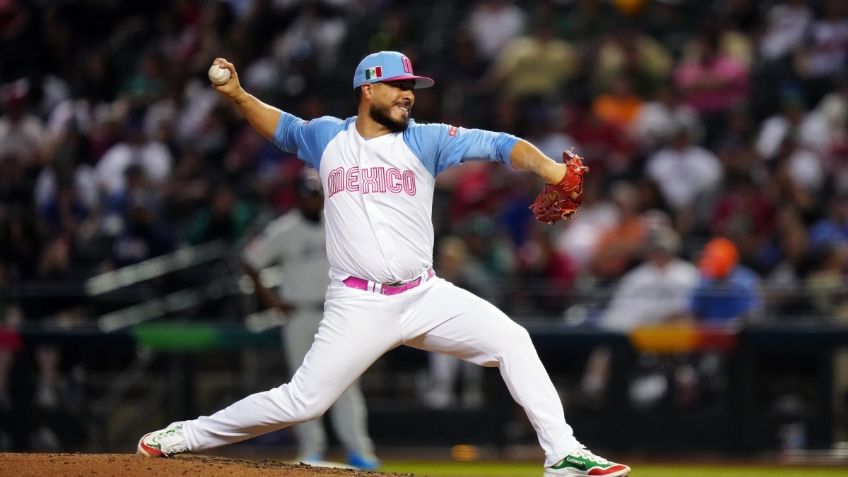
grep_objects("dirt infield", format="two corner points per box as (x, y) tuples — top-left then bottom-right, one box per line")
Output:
(0, 453), (414, 477)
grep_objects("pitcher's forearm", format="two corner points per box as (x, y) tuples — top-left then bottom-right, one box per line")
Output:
(509, 140), (567, 184)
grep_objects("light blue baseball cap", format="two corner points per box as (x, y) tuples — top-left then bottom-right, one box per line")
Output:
(353, 51), (434, 89)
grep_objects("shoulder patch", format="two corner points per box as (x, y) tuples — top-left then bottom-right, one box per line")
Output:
(448, 126), (458, 137)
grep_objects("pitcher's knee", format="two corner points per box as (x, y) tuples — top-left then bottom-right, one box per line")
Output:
(498, 324), (534, 356)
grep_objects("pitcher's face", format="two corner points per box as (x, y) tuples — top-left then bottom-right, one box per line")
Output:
(366, 80), (415, 132)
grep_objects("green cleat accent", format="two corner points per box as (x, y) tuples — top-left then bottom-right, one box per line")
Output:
(544, 446), (630, 476)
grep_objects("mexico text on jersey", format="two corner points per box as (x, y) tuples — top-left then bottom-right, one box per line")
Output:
(327, 166), (417, 196)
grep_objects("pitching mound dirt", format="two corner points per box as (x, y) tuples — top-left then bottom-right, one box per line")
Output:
(0, 453), (414, 477)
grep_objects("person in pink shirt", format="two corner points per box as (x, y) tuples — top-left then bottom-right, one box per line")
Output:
(674, 34), (749, 146)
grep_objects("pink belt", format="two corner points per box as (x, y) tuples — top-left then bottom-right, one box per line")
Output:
(343, 268), (435, 296)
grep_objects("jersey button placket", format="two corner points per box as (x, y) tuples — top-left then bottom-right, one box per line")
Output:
(360, 144), (393, 264)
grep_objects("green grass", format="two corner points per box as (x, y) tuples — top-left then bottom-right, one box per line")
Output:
(381, 461), (848, 477)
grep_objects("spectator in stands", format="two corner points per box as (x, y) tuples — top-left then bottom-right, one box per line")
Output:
(629, 83), (701, 154)
(108, 195), (175, 268)
(598, 225), (699, 333)
(588, 181), (648, 282)
(102, 164), (154, 238)
(466, 0), (526, 64)
(679, 19), (753, 71)
(756, 90), (829, 176)
(272, 1), (348, 73)
(582, 225), (698, 400)
(37, 169), (93, 240)
(95, 115), (172, 197)
(592, 21), (672, 98)
(592, 75), (643, 135)
(809, 193), (848, 251)
(458, 214), (515, 291)
(785, 131), (826, 194)
(766, 135), (822, 217)
(122, 51), (168, 110)
(674, 32), (749, 145)
(554, 0), (617, 50)
(160, 149), (210, 226)
(709, 171), (776, 265)
(645, 124), (722, 234)
(0, 80), (46, 167)
(803, 80), (848, 167)
(35, 126), (99, 218)
(795, 0), (848, 106)
(568, 100), (635, 177)
(480, 19), (578, 101)
(512, 225), (578, 315)
(759, 0), (813, 64)
(185, 184), (255, 245)
(687, 237), (762, 326)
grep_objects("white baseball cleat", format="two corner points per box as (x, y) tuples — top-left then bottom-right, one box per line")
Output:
(543, 446), (630, 476)
(137, 422), (188, 457)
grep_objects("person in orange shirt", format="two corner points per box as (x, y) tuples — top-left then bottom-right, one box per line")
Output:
(592, 76), (643, 132)
(589, 182), (647, 281)
(688, 237), (762, 325)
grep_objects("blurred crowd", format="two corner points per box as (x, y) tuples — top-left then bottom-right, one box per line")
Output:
(3, 0), (845, 320)
(2, 0), (848, 446)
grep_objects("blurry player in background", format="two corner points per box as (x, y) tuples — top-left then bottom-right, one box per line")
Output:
(241, 170), (379, 470)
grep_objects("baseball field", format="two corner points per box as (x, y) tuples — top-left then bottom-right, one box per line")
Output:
(2, 453), (846, 477)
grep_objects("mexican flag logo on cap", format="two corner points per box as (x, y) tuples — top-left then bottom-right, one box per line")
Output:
(364, 66), (383, 80)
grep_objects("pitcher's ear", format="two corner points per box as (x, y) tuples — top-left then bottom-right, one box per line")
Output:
(361, 84), (376, 100)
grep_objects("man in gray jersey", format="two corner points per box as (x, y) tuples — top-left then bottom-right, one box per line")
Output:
(241, 170), (378, 470)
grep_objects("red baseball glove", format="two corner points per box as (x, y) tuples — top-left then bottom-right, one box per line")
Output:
(530, 149), (589, 224)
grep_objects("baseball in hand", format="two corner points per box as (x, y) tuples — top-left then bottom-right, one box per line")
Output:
(208, 64), (231, 85)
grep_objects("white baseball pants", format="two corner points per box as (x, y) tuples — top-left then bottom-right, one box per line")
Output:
(181, 276), (580, 466)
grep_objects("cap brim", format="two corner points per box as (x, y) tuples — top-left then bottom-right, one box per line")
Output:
(381, 75), (435, 89)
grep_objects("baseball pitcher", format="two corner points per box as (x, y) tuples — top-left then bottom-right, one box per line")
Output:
(138, 51), (629, 477)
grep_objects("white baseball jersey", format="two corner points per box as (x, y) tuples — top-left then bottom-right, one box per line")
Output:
(242, 211), (329, 306)
(271, 113), (518, 283)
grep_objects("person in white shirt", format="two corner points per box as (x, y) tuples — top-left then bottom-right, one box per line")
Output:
(582, 226), (698, 400)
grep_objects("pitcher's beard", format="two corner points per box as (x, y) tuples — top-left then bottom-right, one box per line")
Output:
(369, 103), (409, 132)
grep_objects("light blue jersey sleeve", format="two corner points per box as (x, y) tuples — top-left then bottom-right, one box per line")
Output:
(271, 113), (348, 169)
(403, 122), (520, 176)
